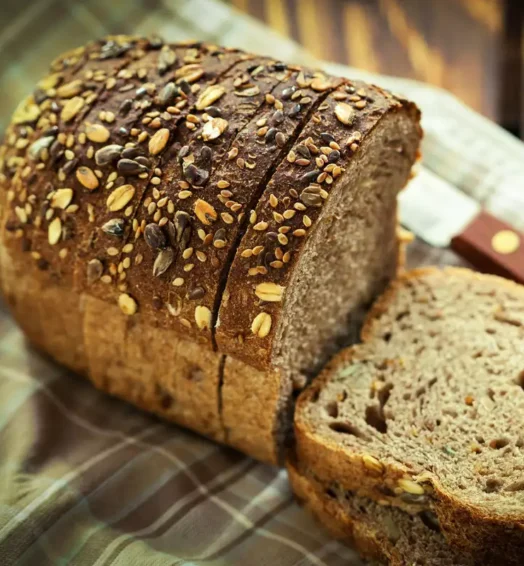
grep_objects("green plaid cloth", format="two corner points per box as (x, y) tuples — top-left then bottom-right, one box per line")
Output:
(1, 1), (524, 565)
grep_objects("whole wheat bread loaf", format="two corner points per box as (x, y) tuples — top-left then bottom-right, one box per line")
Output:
(294, 267), (524, 562)
(0, 36), (421, 463)
(288, 458), (472, 566)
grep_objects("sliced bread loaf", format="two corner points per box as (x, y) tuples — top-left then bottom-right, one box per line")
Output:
(294, 267), (524, 562)
(0, 36), (421, 464)
(288, 458), (472, 566)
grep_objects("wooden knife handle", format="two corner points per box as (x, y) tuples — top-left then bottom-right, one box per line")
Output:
(451, 211), (524, 284)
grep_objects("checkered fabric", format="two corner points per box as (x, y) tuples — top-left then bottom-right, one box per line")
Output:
(1, 1), (523, 565)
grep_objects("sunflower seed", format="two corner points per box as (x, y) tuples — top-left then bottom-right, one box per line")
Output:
(95, 144), (123, 167)
(28, 136), (55, 161)
(102, 218), (125, 237)
(174, 211), (192, 249)
(117, 158), (145, 175)
(158, 45), (176, 75)
(144, 222), (166, 249)
(153, 247), (174, 277)
(157, 82), (179, 106)
(184, 163), (209, 186)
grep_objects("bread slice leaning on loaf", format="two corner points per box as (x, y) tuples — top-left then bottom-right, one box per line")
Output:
(0, 35), (421, 464)
(294, 267), (524, 562)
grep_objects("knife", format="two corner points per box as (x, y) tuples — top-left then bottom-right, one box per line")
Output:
(399, 168), (524, 284)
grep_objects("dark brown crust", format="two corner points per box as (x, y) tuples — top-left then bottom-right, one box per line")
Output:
(294, 267), (524, 564)
(0, 38), (421, 465)
(216, 81), (420, 370)
(118, 57), (294, 345)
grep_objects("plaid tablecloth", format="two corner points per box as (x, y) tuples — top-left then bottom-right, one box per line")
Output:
(1, 1), (524, 565)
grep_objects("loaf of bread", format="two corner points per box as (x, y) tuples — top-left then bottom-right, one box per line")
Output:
(0, 36), (421, 463)
(293, 267), (524, 563)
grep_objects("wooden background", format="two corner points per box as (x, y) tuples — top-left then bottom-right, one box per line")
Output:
(228, 0), (524, 137)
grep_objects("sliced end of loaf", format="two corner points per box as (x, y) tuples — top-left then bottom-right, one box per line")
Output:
(295, 267), (524, 562)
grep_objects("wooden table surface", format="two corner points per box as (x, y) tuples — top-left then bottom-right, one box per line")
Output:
(229, 0), (523, 137)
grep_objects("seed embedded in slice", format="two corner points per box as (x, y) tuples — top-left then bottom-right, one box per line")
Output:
(255, 282), (285, 302)
(50, 188), (73, 209)
(118, 293), (137, 315)
(251, 312), (272, 337)
(195, 305), (211, 330)
(48, 217), (62, 245)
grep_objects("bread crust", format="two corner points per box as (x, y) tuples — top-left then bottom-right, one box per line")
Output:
(0, 38), (421, 465)
(294, 267), (524, 563)
(216, 82), (421, 371)
(287, 459), (473, 566)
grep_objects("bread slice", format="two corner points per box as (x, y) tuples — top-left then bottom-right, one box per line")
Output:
(288, 458), (472, 566)
(295, 267), (524, 563)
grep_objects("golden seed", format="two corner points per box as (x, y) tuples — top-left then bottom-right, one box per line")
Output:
(85, 123), (110, 143)
(195, 85), (225, 110)
(202, 117), (228, 141)
(269, 194), (278, 208)
(51, 188), (73, 209)
(398, 478), (425, 495)
(293, 229), (306, 237)
(251, 312), (272, 338)
(183, 248), (194, 259)
(173, 277), (184, 287)
(255, 282), (285, 302)
(118, 293), (137, 315)
(334, 102), (355, 125)
(195, 305), (211, 330)
(241, 249), (253, 258)
(76, 166), (99, 190)
(15, 206), (28, 223)
(221, 212), (234, 224)
(194, 199), (217, 225)
(362, 454), (384, 475)
(148, 128), (170, 155)
(491, 230), (520, 255)
(48, 216), (62, 245)
(254, 221), (268, 231)
(107, 184), (135, 211)
(61, 96), (84, 122)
